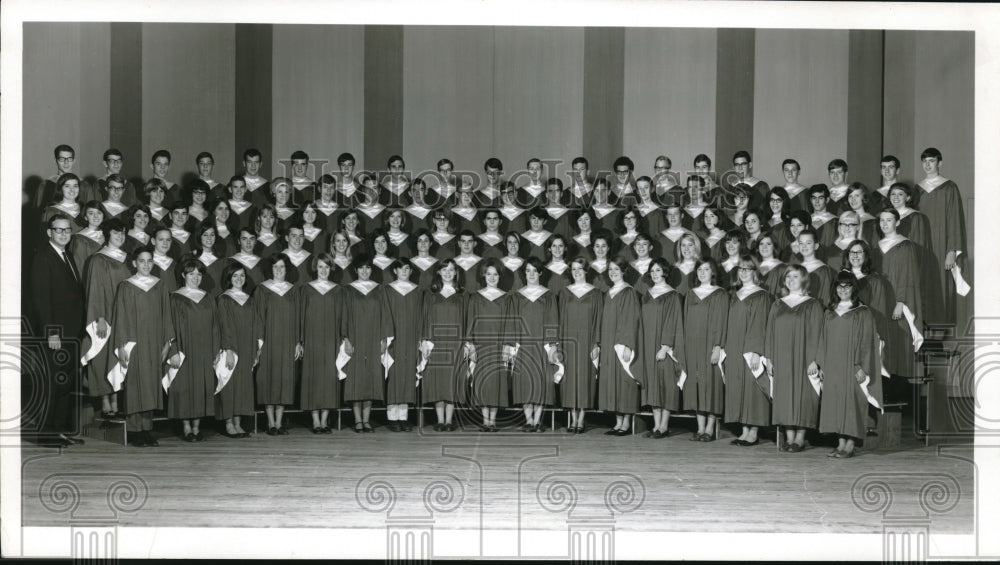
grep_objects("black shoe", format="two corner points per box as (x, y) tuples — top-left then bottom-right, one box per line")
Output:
(479, 424), (491, 432)
(401, 422), (413, 432)
(321, 426), (332, 434)
(576, 426), (585, 434)
(276, 427), (289, 436)
(362, 422), (374, 433)
(354, 423), (363, 434)
(237, 432), (250, 438)
(605, 429), (620, 436)
(129, 433), (147, 448)
(445, 423), (456, 432)
(434, 423), (445, 432)
(489, 425), (499, 433)
(615, 429), (630, 436)
(144, 431), (159, 447)
(193, 432), (204, 442)
(742, 438), (760, 446)
(535, 424), (545, 433)
(652, 430), (664, 439)
(223, 430), (242, 438)
(267, 427), (279, 436)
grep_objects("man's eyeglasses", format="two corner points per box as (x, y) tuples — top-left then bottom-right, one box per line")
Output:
(50, 227), (73, 235)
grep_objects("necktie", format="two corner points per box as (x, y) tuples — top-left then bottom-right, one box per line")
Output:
(62, 250), (80, 282)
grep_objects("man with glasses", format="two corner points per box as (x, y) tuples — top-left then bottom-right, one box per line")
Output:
(652, 155), (683, 206)
(476, 157), (504, 208)
(30, 214), (87, 447)
(98, 149), (137, 206)
(609, 156), (636, 206)
(728, 151), (768, 212)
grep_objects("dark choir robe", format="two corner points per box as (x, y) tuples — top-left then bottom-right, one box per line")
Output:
(635, 202), (663, 237)
(420, 288), (467, 404)
(854, 271), (893, 344)
(409, 255), (440, 290)
(506, 286), (559, 406)
(330, 256), (355, 285)
(385, 229), (411, 258)
(810, 211), (838, 249)
(378, 177), (410, 207)
(472, 187), (502, 209)
(521, 229), (553, 261)
(274, 205), (298, 233)
(764, 295), (824, 429)
(282, 248), (313, 287)
(342, 281), (391, 403)
(403, 202), (434, 234)
(383, 281), (424, 405)
(915, 178), (967, 327)
(723, 286), (773, 427)
(543, 261), (570, 296)
(315, 201), (345, 234)
(596, 284), (641, 414)
(738, 179), (770, 212)
(168, 227), (193, 259)
(302, 224), (328, 257)
(589, 260), (611, 293)
(371, 254), (395, 285)
(499, 256), (525, 293)
(466, 287), (511, 407)
(544, 206), (574, 241)
(656, 227), (688, 264)
(613, 232), (639, 262)
(818, 304), (884, 441)
(498, 205), (528, 236)
(668, 261), (697, 300)
(558, 284), (603, 410)
(591, 204), (620, 233)
(211, 220), (240, 259)
(638, 285), (685, 412)
(718, 256), (741, 290)
(254, 230), (282, 259)
(784, 185), (810, 213)
(569, 232), (595, 262)
(147, 205), (170, 233)
(801, 258), (835, 302)
(252, 279), (302, 405)
(453, 254), (483, 293)
(449, 206), (480, 235)
(356, 202), (387, 234)
(161, 181), (182, 208)
(229, 252), (265, 293)
(167, 288), (219, 419)
(700, 231), (727, 263)
(857, 212), (879, 246)
(151, 253), (179, 291)
(766, 217), (793, 253)
(71, 229), (104, 276)
(759, 259), (785, 298)
(517, 182), (546, 210)
(299, 280), (345, 411)
(873, 236), (923, 379)
(215, 289), (263, 419)
(195, 252), (227, 298)
(682, 205), (708, 236)
(682, 286), (729, 415)
(82, 248), (132, 397)
(124, 229), (151, 258)
(431, 232), (457, 261)
(625, 257), (653, 295)
(242, 177), (271, 208)
(228, 199), (257, 234)
(476, 232), (506, 261)
(825, 238), (855, 272)
(111, 275), (175, 416)
(100, 200), (130, 223)
(183, 208), (211, 233)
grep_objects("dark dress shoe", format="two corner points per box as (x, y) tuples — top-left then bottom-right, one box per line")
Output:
(129, 433), (147, 448)
(267, 427), (279, 436)
(193, 432), (205, 442)
(433, 423), (445, 432)
(222, 430), (241, 438)
(321, 427), (332, 434)
(699, 433), (715, 442)
(615, 429), (631, 436)
(489, 425), (499, 433)
(401, 422), (413, 432)
(388, 423), (400, 432)
(445, 423), (456, 432)
(479, 424), (491, 432)
(653, 430), (665, 439)
(183, 433), (196, 442)
(742, 439), (760, 446)
(835, 450), (855, 459)
(311, 427), (323, 434)
(144, 431), (159, 447)
(276, 427), (289, 435)
(238, 432), (250, 438)
(535, 424), (545, 433)
(689, 432), (702, 441)
(354, 424), (363, 434)
(605, 429), (621, 436)
(362, 422), (374, 433)
(787, 442), (804, 453)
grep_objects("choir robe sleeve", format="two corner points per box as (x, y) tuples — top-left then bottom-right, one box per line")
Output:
(865, 276), (892, 342)
(662, 293), (686, 366)
(708, 290), (730, 349)
(84, 256), (117, 326)
(855, 307), (883, 405)
(940, 183), (967, 255)
(159, 283), (178, 359)
(804, 300), (825, 366)
(905, 213), (931, 250)
(743, 293), (771, 355)
(591, 291), (604, 349)
(464, 296), (478, 343)
(544, 292), (559, 345)
(891, 243), (923, 318)
(503, 295), (522, 348)
(763, 304), (779, 365)
(614, 289), (641, 351)
(378, 287), (394, 342)
(218, 296), (237, 352)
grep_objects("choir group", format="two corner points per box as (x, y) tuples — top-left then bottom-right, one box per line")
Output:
(30, 145), (969, 457)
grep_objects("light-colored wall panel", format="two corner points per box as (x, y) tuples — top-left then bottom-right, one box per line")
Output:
(142, 23), (236, 184)
(23, 23), (113, 185)
(493, 27), (585, 181)
(402, 26), (495, 178)
(623, 28), (717, 180)
(753, 29), (850, 188)
(272, 25), (365, 176)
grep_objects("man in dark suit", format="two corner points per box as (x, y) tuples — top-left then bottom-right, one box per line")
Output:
(30, 213), (87, 447)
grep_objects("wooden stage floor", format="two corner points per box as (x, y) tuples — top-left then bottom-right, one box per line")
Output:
(20, 412), (974, 536)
